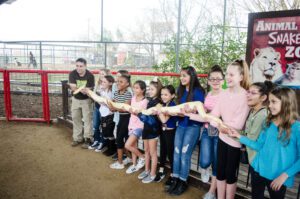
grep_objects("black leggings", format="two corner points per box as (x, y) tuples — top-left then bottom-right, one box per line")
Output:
(216, 138), (240, 184)
(250, 166), (286, 199)
(101, 115), (115, 139)
(116, 114), (130, 149)
(159, 129), (176, 171)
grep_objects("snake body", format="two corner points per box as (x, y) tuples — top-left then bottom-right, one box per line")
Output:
(73, 86), (226, 128)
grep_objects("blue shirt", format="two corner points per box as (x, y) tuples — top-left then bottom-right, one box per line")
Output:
(240, 121), (300, 187)
(163, 100), (177, 129)
(178, 88), (205, 127)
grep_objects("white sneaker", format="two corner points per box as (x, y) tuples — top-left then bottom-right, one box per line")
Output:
(203, 192), (216, 199)
(142, 175), (156, 183)
(136, 157), (145, 170)
(126, 164), (138, 174)
(110, 161), (124, 169)
(123, 157), (132, 166)
(138, 170), (150, 180)
(201, 168), (210, 183)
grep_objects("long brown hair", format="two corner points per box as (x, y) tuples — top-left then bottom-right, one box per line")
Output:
(230, 59), (251, 90)
(177, 66), (205, 103)
(266, 87), (299, 144)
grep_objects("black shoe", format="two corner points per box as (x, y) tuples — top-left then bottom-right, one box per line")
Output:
(154, 168), (166, 182)
(164, 176), (174, 191)
(103, 140), (117, 156)
(170, 179), (188, 196)
(167, 177), (178, 194)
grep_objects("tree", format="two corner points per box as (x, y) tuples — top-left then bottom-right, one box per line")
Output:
(236, 0), (300, 12)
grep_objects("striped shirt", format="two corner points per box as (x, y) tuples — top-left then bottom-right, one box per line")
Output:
(113, 90), (132, 115)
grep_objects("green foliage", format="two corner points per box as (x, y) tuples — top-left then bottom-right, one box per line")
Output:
(153, 26), (247, 88)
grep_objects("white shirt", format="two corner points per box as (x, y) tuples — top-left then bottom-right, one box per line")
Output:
(99, 89), (113, 117)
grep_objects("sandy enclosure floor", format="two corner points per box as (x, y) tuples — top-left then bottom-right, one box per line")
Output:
(0, 121), (205, 199)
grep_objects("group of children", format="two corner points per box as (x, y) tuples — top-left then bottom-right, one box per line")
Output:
(78, 60), (299, 199)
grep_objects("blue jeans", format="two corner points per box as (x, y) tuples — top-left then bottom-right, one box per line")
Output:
(93, 103), (102, 142)
(173, 125), (200, 181)
(199, 128), (218, 176)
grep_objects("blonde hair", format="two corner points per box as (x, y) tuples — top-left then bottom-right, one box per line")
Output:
(230, 59), (251, 90)
(97, 69), (111, 85)
(266, 87), (299, 144)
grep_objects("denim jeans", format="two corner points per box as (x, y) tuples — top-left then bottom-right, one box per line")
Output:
(92, 103), (102, 142)
(173, 125), (200, 181)
(199, 128), (218, 176)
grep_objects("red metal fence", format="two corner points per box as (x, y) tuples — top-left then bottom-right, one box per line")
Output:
(0, 69), (207, 123)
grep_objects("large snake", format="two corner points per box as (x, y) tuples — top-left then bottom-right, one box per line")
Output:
(73, 86), (227, 129)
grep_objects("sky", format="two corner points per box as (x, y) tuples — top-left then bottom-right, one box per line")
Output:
(0, 0), (161, 41)
(0, 0), (248, 41)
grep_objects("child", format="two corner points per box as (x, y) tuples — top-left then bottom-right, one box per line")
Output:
(92, 75), (115, 154)
(111, 70), (132, 161)
(89, 69), (111, 151)
(125, 80), (148, 174)
(137, 78), (162, 183)
(230, 87), (300, 199)
(186, 60), (250, 199)
(109, 74), (132, 169)
(195, 65), (225, 199)
(241, 81), (274, 164)
(155, 85), (177, 188)
(167, 66), (205, 196)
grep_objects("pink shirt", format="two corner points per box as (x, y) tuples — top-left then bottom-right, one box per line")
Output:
(204, 91), (222, 128)
(128, 96), (148, 131)
(211, 89), (250, 148)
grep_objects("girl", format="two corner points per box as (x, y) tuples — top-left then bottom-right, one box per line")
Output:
(108, 74), (132, 169)
(186, 60), (250, 199)
(167, 66), (205, 196)
(89, 69), (111, 150)
(125, 80), (148, 174)
(111, 70), (132, 161)
(137, 78), (162, 183)
(155, 85), (177, 187)
(230, 87), (300, 199)
(241, 81), (274, 164)
(188, 65), (225, 199)
(91, 75), (115, 154)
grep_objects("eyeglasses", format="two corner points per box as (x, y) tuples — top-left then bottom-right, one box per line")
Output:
(208, 78), (223, 82)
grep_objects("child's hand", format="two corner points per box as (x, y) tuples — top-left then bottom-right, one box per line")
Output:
(228, 128), (241, 138)
(107, 101), (116, 111)
(270, 173), (288, 191)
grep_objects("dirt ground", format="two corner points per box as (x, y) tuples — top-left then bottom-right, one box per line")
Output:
(0, 93), (63, 118)
(0, 121), (205, 199)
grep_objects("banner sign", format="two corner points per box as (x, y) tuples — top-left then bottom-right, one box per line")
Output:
(246, 10), (300, 89)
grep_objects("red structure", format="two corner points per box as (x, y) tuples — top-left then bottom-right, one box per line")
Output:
(1, 69), (207, 124)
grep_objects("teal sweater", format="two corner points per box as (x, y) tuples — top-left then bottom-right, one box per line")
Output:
(240, 121), (300, 187)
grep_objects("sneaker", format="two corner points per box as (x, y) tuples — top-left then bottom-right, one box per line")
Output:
(111, 153), (118, 161)
(138, 170), (150, 180)
(81, 138), (92, 149)
(154, 167), (166, 182)
(142, 175), (156, 183)
(95, 143), (107, 152)
(123, 157), (132, 166)
(71, 140), (83, 147)
(203, 192), (216, 199)
(136, 158), (145, 170)
(201, 168), (210, 183)
(126, 164), (138, 174)
(88, 141), (99, 150)
(112, 154), (126, 161)
(164, 176), (174, 190)
(110, 161), (125, 170)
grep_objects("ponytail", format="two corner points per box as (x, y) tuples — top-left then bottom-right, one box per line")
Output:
(231, 59), (251, 90)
